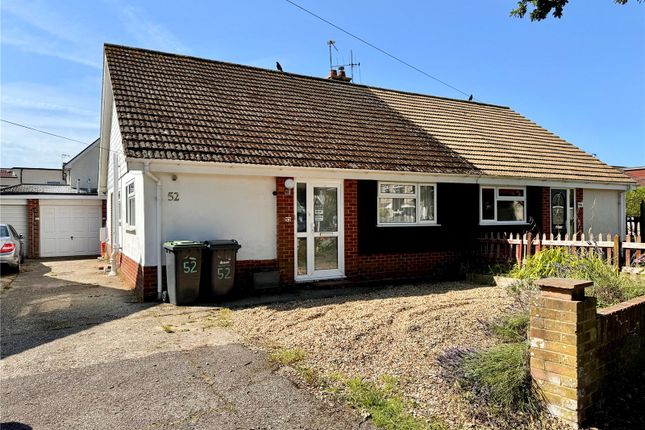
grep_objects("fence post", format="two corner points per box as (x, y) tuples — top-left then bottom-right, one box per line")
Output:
(526, 232), (533, 259)
(530, 278), (599, 428)
(613, 234), (620, 271)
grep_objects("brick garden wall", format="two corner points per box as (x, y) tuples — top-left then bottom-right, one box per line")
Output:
(530, 279), (645, 428)
(27, 199), (39, 258)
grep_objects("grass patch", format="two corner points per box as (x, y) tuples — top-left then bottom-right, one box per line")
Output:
(269, 347), (306, 365)
(509, 248), (645, 307)
(161, 324), (175, 333)
(340, 376), (446, 430)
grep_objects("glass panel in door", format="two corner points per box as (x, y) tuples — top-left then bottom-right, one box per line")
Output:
(313, 186), (339, 272)
(551, 189), (567, 238)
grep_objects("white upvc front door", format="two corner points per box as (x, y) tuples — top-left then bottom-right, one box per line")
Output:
(294, 180), (344, 281)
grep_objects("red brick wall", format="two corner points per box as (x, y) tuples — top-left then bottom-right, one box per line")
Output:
(541, 187), (551, 236)
(115, 251), (158, 301)
(27, 199), (39, 258)
(344, 179), (460, 282)
(276, 177), (295, 284)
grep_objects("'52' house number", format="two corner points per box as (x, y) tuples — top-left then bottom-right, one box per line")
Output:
(168, 192), (179, 201)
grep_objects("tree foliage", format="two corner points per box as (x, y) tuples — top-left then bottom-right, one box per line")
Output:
(627, 187), (645, 217)
(511, 0), (641, 21)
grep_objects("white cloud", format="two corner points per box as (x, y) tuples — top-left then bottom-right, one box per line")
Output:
(116, 4), (190, 54)
(0, 0), (101, 68)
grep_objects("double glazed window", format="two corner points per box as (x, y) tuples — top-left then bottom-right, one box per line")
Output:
(377, 182), (436, 225)
(480, 186), (526, 224)
(125, 181), (136, 228)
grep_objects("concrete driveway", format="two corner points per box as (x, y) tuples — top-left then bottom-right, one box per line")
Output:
(0, 259), (367, 430)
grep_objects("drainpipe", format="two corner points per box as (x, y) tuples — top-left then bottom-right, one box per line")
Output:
(108, 153), (119, 276)
(76, 178), (81, 194)
(144, 161), (163, 301)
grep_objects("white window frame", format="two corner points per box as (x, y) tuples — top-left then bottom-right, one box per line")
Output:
(125, 181), (136, 230)
(479, 186), (527, 225)
(377, 182), (438, 227)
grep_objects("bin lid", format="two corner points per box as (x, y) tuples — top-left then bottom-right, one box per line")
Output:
(205, 239), (241, 250)
(163, 240), (207, 250)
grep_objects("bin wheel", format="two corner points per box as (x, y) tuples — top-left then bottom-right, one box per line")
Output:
(161, 291), (169, 303)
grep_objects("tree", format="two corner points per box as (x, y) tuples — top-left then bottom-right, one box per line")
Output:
(511, 0), (642, 21)
(626, 187), (645, 217)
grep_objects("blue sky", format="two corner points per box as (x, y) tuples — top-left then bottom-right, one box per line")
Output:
(1, 0), (643, 168)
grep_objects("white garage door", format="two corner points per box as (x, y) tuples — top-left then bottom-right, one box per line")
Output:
(40, 203), (101, 257)
(0, 202), (28, 255)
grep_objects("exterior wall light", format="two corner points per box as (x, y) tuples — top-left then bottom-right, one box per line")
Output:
(284, 178), (295, 196)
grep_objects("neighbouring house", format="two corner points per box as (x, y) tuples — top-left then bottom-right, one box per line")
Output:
(99, 44), (636, 301)
(0, 169), (20, 188)
(622, 166), (645, 187)
(0, 138), (104, 258)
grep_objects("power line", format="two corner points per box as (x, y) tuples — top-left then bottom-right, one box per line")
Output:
(1, 119), (89, 145)
(284, 0), (473, 99)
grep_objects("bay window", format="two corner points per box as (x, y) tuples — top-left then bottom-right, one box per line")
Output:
(480, 186), (526, 224)
(377, 182), (437, 226)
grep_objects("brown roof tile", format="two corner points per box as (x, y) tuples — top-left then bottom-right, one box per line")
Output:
(104, 44), (633, 184)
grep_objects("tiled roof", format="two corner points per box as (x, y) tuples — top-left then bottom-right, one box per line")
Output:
(104, 44), (633, 185)
(0, 184), (97, 195)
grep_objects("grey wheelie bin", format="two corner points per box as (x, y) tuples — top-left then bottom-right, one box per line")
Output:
(163, 240), (207, 305)
(204, 240), (241, 297)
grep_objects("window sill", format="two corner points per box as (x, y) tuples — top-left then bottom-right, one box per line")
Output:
(377, 223), (441, 228)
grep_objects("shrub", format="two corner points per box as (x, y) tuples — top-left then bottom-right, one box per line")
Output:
(462, 343), (540, 414)
(509, 248), (645, 307)
(489, 312), (529, 343)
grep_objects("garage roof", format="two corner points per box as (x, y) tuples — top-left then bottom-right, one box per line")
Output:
(0, 184), (97, 195)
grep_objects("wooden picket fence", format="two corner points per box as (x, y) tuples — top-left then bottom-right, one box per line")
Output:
(478, 232), (645, 270)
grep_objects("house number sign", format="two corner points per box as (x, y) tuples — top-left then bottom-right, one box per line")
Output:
(168, 192), (179, 201)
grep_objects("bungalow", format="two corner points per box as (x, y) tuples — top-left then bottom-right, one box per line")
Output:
(99, 44), (636, 301)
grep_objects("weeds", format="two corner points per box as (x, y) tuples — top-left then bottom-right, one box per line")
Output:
(161, 324), (174, 333)
(341, 375), (447, 430)
(269, 347), (306, 365)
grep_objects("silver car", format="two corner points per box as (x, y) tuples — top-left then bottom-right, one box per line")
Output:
(0, 223), (25, 272)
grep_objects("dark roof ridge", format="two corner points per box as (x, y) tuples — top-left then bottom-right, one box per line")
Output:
(103, 43), (509, 110)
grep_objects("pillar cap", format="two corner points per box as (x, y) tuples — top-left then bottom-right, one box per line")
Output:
(534, 278), (593, 300)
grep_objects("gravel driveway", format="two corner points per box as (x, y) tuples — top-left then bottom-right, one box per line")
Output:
(231, 282), (516, 429)
(0, 259), (368, 430)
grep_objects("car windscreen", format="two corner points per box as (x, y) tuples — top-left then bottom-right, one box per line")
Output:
(0, 226), (9, 237)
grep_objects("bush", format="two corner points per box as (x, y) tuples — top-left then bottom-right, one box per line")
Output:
(437, 343), (542, 416)
(489, 312), (529, 343)
(626, 187), (645, 217)
(509, 248), (645, 307)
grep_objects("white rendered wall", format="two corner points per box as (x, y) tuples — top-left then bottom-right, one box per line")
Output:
(66, 142), (99, 190)
(142, 173), (277, 266)
(583, 189), (622, 236)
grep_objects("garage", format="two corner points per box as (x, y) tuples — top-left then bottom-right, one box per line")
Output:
(0, 200), (28, 254)
(40, 200), (102, 257)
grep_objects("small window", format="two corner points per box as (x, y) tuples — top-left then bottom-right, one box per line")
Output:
(125, 181), (136, 228)
(480, 186), (526, 224)
(378, 182), (437, 226)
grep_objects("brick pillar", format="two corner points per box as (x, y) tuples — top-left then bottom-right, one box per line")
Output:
(530, 278), (599, 428)
(344, 179), (358, 279)
(276, 177), (294, 285)
(542, 187), (551, 236)
(575, 189), (584, 235)
(26, 199), (40, 258)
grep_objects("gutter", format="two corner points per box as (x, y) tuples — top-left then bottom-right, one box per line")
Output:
(144, 161), (163, 301)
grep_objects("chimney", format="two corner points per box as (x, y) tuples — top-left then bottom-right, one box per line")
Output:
(326, 66), (352, 83)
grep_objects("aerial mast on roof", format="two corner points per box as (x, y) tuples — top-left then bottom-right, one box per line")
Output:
(326, 40), (361, 83)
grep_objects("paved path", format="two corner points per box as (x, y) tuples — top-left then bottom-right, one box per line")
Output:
(0, 259), (367, 430)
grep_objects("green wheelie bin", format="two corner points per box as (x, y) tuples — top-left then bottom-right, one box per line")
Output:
(163, 240), (207, 305)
